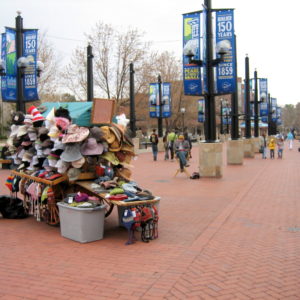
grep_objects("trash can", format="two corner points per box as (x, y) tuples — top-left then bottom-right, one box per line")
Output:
(57, 202), (106, 243)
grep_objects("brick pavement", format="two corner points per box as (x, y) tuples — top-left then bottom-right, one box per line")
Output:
(0, 141), (299, 299)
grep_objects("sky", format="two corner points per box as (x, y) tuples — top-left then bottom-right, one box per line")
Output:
(1, 0), (299, 106)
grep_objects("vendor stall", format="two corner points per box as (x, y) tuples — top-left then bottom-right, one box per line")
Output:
(2, 101), (160, 244)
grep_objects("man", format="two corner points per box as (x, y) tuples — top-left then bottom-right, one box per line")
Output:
(174, 135), (190, 171)
(286, 131), (294, 150)
(167, 129), (177, 161)
(150, 129), (159, 161)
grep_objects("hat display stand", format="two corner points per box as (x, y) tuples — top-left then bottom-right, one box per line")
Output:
(3, 102), (160, 245)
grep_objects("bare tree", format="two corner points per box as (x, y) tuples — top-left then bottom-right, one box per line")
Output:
(37, 31), (61, 100)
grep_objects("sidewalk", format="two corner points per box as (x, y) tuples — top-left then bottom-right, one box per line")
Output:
(0, 142), (299, 299)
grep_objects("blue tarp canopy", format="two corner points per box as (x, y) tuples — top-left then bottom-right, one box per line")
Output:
(40, 102), (93, 127)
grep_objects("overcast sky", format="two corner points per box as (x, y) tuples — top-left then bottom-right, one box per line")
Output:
(1, 0), (299, 106)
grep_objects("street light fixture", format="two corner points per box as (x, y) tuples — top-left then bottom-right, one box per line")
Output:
(36, 61), (44, 77)
(180, 107), (186, 133)
(0, 59), (6, 76)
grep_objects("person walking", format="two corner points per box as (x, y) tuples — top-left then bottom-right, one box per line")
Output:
(260, 133), (267, 159)
(167, 129), (177, 161)
(163, 131), (169, 160)
(174, 134), (190, 171)
(277, 135), (284, 159)
(286, 131), (294, 150)
(184, 132), (192, 159)
(268, 138), (276, 159)
(150, 129), (159, 161)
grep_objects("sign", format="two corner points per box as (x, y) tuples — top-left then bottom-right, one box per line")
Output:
(23, 29), (39, 101)
(222, 107), (231, 125)
(183, 12), (202, 95)
(1, 27), (39, 102)
(149, 82), (171, 118)
(260, 102), (268, 117)
(271, 98), (277, 122)
(198, 99), (205, 122)
(276, 107), (282, 125)
(259, 78), (268, 102)
(215, 9), (236, 94)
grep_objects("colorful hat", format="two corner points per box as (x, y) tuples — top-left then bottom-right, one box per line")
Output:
(62, 124), (89, 144)
(80, 138), (104, 156)
(5, 175), (14, 191)
(55, 117), (71, 131)
(28, 105), (45, 123)
(101, 152), (120, 165)
(48, 125), (60, 138)
(61, 143), (83, 162)
(23, 114), (33, 125)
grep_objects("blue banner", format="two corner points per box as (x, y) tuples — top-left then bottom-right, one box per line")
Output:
(261, 116), (268, 123)
(276, 107), (282, 125)
(222, 107), (231, 125)
(202, 8), (208, 94)
(198, 99), (205, 122)
(259, 78), (268, 102)
(215, 10), (236, 94)
(1, 28), (17, 101)
(183, 12), (202, 95)
(260, 102), (268, 117)
(271, 98), (277, 122)
(23, 29), (39, 101)
(149, 82), (171, 118)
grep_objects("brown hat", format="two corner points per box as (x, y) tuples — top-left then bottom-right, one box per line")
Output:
(100, 126), (115, 144)
(89, 127), (104, 142)
(116, 167), (132, 182)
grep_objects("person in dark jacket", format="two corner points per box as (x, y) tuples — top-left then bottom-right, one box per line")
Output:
(150, 129), (159, 161)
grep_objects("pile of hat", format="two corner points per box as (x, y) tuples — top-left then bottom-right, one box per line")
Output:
(5, 105), (135, 183)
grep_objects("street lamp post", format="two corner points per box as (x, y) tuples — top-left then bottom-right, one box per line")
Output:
(87, 44), (94, 102)
(253, 69), (259, 137)
(157, 74), (163, 137)
(180, 107), (186, 133)
(129, 63), (136, 137)
(244, 55), (251, 138)
(220, 100), (223, 135)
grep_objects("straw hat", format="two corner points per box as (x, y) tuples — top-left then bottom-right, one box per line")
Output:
(116, 167), (132, 182)
(100, 126), (115, 144)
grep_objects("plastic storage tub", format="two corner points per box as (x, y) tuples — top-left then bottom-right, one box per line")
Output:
(57, 202), (105, 243)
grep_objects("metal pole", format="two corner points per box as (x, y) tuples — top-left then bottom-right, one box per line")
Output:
(226, 106), (229, 134)
(157, 74), (163, 137)
(267, 93), (271, 136)
(182, 112), (185, 132)
(16, 13), (25, 112)
(244, 55), (251, 138)
(231, 35), (239, 140)
(204, 0), (217, 142)
(254, 69), (259, 137)
(220, 101), (223, 135)
(129, 63), (136, 137)
(87, 44), (94, 102)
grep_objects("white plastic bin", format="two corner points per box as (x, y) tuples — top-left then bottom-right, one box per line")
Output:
(57, 202), (105, 243)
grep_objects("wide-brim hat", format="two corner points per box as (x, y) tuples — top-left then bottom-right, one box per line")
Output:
(71, 157), (86, 169)
(62, 124), (89, 144)
(17, 125), (29, 138)
(67, 167), (81, 181)
(61, 143), (83, 162)
(120, 143), (135, 154)
(116, 167), (132, 182)
(108, 139), (122, 152)
(89, 127), (104, 142)
(109, 125), (123, 143)
(23, 114), (33, 125)
(22, 151), (33, 162)
(9, 125), (19, 138)
(80, 138), (104, 156)
(55, 159), (70, 174)
(101, 151), (120, 165)
(41, 139), (54, 149)
(100, 126), (115, 144)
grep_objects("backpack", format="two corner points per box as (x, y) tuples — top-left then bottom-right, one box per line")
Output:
(150, 134), (158, 144)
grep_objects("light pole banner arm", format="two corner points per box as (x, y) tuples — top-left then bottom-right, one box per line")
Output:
(183, 12), (202, 96)
(161, 82), (171, 118)
(1, 28), (17, 101)
(149, 83), (158, 118)
(198, 99), (205, 122)
(215, 9), (236, 94)
(23, 29), (39, 101)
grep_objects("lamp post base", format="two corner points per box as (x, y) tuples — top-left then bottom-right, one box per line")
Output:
(198, 141), (223, 178)
(227, 139), (244, 165)
(243, 138), (255, 158)
(252, 137), (261, 153)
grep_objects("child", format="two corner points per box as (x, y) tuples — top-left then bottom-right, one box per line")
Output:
(277, 137), (284, 159)
(268, 138), (276, 159)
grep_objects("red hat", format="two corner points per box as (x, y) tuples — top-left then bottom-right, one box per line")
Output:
(28, 105), (45, 123)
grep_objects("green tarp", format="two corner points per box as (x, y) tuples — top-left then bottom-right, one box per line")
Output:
(40, 102), (93, 127)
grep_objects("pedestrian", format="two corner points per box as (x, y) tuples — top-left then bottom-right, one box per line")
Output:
(268, 138), (276, 159)
(184, 132), (192, 159)
(167, 129), (177, 161)
(286, 131), (294, 150)
(174, 134), (190, 171)
(277, 135), (284, 159)
(150, 129), (159, 161)
(163, 131), (169, 160)
(260, 133), (267, 159)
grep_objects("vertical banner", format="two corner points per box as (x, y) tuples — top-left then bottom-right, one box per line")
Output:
(215, 9), (236, 94)
(149, 83), (158, 118)
(259, 78), (268, 101)
(2, 27), (17, 101)
(222, 107), (231, 125)
(161, 82), (171, 118)
(259, 102), (268, 117)
(149, 83), (171, 118)
(183, 12), (202, 95)
(202, 8), (207, 94)
(23, 29), (38, 101)
(271, 98), (277, 122)
(198, 99), (205, 122)
(1, 33), (7, 100)
(276, 107), (282, 125)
